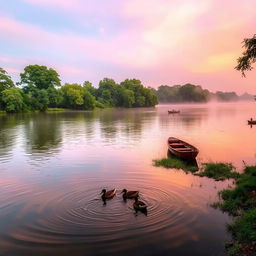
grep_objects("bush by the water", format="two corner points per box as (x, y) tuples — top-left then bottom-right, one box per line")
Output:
(196, 162), (239, 181)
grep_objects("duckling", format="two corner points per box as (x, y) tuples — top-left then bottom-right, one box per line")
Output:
(101, 189), (116, 201)
(121, 189), (139, 200)
(133, 196), (147, 212)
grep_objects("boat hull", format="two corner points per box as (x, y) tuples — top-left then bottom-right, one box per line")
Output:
(248, 120), (256, 125)
(168, 110), (180, 114)
(168, 137), (199, 160)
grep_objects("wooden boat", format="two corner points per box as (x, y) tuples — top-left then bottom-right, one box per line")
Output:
(133, 197), (147, 211)
(168, 137), (199, 160)
(168, 110), (180, 114)
(121, 189), (139, 199)
(248, 119), (256, 125)
(101, 189), (116, 200)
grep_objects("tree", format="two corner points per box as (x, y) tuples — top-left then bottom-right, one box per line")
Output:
(61, 83), (84, 108)
(20, 65), (61, 89)
(97, 78), (117, 106)
(0, 68), (15, 110)
(36, 89), (49, 111)
(236, 34), (256, 77)
(0, 68), (14, 93)
(121, 89), (135, 108)
(83, 90), (96, 110)
(1, 88), (24, 112)
(47, 87), (63, 107)
(61, 83), (95, 110)
(83, 81), (97, 97)
(22, 86), (49, 111)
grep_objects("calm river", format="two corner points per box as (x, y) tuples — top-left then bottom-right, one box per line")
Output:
(1, 102), (255, 256)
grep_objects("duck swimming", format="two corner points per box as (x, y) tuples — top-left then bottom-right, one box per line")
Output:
(121, 189), (139, 200)
(133, 196), (147, 212)
(101, 189), (116, 201)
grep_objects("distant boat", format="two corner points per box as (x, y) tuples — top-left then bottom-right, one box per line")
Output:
(168, 137), (199, 160)
(168, 110), (180, 114)
(248, 119), (256, 125)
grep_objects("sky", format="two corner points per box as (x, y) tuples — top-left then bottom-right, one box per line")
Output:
(0, 0), (256, 94)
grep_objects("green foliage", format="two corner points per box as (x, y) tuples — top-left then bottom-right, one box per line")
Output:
(213, 165), (256, 255)
(61, 83), (96, 110)
(83, 81), (97, 97)
(20, 65), (61, 89)
(236, 34), (256, 77)
(231, 208), (256, 242)
(157, 84), (210, 103)
(1, 88), (24, 113)
(2, 65), (158, 112)
(153, 157), (198, 172)
(0, 67), (14, 93)
(83, 90), (96, 110)
(97, 78), (117, 106)
(121, 89), (135, 108)
(215, 91), (238, 102)
(196, 162), (239, 181)
(120, 79), (158, 107)
(47, 87), (63, 107)
(22, 86), (49, 111)
(95, 101), (105, 108)
(61, 83), (84, 108)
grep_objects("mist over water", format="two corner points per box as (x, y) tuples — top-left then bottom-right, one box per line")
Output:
(1, 102), (255, 255)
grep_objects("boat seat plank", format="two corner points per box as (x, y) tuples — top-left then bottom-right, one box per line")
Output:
(176, 148), (192, 151)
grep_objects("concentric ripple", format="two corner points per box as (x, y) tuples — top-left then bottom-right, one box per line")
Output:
(0, 174), (204, 256)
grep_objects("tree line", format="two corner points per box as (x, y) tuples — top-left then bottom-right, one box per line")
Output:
(0, 65), (158, 113)
(156, 84), (241, 103)
(0, 64), (251, 113)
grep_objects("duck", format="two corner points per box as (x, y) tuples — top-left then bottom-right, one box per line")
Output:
(121, 189), (139, 200)
(133, 196), (147, 211)
(101, 189), (116, 201)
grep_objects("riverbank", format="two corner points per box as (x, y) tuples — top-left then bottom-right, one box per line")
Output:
(153, 157), (256, 255)
(216, 166), (256, 256)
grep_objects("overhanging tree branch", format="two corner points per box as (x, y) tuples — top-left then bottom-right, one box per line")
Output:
(235, 34), (256, 77)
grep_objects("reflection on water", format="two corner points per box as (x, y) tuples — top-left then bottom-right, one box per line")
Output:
(0, 102), (255, 255)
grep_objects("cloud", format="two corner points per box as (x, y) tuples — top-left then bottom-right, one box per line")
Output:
(0, 0), (256, 92)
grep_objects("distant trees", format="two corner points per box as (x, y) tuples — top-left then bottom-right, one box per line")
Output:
(2, 63), (244, 113)
(157, 84), (210, 103)
(215, 91), (238, 102)
(236, 34), (256, 76)
(156, 84), (240, 103)
(0, 64), (158, 113)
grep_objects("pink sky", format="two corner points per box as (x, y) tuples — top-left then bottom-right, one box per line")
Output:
(0, 0), (255, 93)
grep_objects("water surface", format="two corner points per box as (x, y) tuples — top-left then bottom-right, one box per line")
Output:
(1, 102), (255, 256)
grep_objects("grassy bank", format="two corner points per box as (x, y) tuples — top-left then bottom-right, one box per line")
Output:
(215, 166), (256, 255)
(153, 156), (256, 255)
(153, 158), (238, 180)
(196, 162), (239, 181)
(153, 157), (198, 173)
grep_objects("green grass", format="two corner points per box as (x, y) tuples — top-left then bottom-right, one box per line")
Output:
(213, 165), (256, 255)
(196, 162), (239, 181)
(47, 108), (70, 112)
(153, 157), (198, 173)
